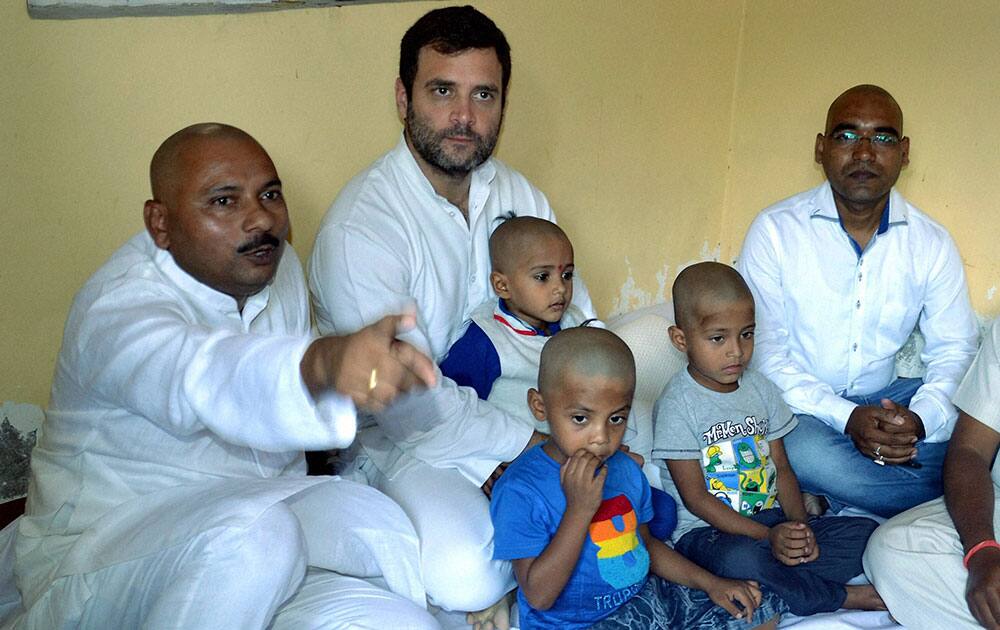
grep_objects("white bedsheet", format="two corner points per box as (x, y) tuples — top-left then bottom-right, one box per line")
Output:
(780, 610), (897, 629)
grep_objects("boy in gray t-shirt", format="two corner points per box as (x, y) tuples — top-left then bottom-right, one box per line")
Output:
(655, 368), (796, 539)
(651, 262), (884, 617)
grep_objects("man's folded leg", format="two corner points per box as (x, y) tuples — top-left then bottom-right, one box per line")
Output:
(270, 569), (441, 630)
(284, 477), (426, 606)
(371, 459), (515, 613)
(17, 503), (306, 630)
(864, 496), (976, 628)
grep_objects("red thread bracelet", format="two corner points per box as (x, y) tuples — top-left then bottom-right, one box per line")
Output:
(964, 540), (1000, 568)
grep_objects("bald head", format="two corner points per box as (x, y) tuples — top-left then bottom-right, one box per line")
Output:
(672, 262), (753, 330)
(537, 327), (635, 395)
(142, 123), (288, 309)
(490, 216), (570, 273)
(825, 85), (903, 135)
(150, 123), (262, 202)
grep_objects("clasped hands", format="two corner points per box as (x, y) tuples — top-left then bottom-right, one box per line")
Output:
(844, 399), (924, 465)
(301, 312), (437, 413)
(768, 521), (818, 566)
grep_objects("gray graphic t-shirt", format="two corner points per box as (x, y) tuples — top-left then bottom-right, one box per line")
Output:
(652, 368), (796, 541)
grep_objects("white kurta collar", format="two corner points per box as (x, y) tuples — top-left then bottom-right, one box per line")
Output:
(152, 245), (271, 322)
(389, 133), (498, 224)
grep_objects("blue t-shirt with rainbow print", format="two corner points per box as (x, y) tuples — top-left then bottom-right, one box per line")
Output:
(491, 446), (652, 629)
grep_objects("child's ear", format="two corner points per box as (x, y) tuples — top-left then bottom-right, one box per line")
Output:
(667, 325), (688, 353)
(527, 388), (547, 422)
(491, 271), (511, 299)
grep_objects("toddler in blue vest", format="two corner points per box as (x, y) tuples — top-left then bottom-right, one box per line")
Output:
(441, 216), (674, 538)
(440, 216), (587, 430)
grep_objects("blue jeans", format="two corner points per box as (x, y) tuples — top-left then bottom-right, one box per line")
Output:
(783, 378), (946, 518)
(674, 508), (877, 616)
(590, 572), (787, 630)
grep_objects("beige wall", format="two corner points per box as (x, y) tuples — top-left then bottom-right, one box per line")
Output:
(722, 0), (1000, 308)
(3, 0), (999, 407)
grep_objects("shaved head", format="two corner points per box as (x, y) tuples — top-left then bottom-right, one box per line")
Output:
(142, 123), (288, 310)
(816, 85), (909, 214)
(537, 327), (635, 395)
(150, 123), (261, 202)
(825, 84), (903, 135)
(672, 262), (753, 330)
(490, 216), (570, 273)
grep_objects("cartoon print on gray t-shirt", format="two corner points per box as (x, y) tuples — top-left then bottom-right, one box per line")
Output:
(700, 417), (777, 516)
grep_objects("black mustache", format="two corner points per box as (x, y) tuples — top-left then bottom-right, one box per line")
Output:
(444, 123), (479, 138)
(237, 234), (281, 254)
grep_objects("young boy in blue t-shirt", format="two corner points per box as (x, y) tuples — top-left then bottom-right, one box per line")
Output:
(490, 327), (786, 629)
(653, 262), (885, 616)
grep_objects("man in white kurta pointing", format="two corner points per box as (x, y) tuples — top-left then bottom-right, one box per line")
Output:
(12, 123), (439, 629)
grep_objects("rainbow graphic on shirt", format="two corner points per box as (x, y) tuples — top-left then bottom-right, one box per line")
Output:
(588, 494), (649, 589)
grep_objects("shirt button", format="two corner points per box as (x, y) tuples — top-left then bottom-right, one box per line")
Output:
(856, 300), (861, 309)
(852, 343), (858, 352)
(858, 273), (863, 282)
(470, 274), (476, 283)
(448, 211), (455, 217)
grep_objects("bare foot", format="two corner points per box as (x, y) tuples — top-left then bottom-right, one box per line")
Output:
(751, 616), (780, 630)
(843, 584), (887, 611)
(465, 591), (514, 630)
(802, 492), (828, 517)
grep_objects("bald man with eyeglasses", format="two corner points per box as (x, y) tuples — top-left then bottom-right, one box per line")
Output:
(736, 84), (978, 519)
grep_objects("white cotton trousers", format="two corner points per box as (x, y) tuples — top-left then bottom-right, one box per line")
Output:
(363, 457), (516, 612)
(863, 493), (1000, 629)
(11, 479), (439, 630)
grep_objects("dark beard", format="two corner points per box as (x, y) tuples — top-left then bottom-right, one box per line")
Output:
(405, 104), (498, 177)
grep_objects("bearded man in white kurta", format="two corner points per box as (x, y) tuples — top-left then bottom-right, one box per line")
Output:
(308, 7), (595, 626)
(12, 123), (438, 629)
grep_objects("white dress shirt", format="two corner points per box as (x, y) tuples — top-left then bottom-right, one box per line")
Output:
(16, 232), (357, 608)
(737, 181), (978, 442)
(308, 135), (595, 484)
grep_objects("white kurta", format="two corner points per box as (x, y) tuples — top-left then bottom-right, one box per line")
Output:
(864, 319), (1000, 629)
(308, 136), (596, 611)
(15, 232), (359, 612)
(308, 135), (596, 485)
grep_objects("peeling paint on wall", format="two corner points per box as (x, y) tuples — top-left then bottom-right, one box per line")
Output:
(609, 258), (666, 318)
(610, 241), (721, 318)
(677, 241), (723, 275)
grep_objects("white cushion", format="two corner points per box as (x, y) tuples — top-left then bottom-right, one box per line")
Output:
(606, 305), (686, 478)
